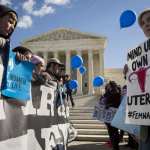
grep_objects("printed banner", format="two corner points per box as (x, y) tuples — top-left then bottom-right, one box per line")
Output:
(1, 52), (35, 101)
(0, 83), (71, 150)
(93, 101), (117, 123)
(111, 96), (140, 137)
(126, 39), (150, 125)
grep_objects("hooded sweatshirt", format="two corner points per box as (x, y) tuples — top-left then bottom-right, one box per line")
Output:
(0, 4), (18, 39)
(0, 5), (18, 98)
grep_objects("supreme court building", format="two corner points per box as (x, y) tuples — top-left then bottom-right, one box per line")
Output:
(22, 28), (107, 95)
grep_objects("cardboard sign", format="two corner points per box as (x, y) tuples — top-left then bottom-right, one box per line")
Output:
(1, 52), (34, 101)
(111, 95), (140, 137)
(126, 39), (150, 125)
(93, 102), (117, 123)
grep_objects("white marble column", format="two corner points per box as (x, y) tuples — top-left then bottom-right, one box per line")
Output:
(99, 49), (104, 76)
(43, 52), (48, 64)
(88, 50), (94, 95)
(77, 51), (82, 95)
(65, 51), (71, 75)
(53, 51), (58, 58)
(99, 49), (104, 95)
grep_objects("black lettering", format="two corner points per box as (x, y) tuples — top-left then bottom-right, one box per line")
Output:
(144, 39), (150, 52)
(132, 61), (137, 71)
(131, 54), (148, 71)
(140, 94), (146, 105)
(127, 46), (142, 61)
(138, 112), (143, 119)
(145, 93), (150, 104)
(135, 112), (138, 119)
(127, 96), (132, 105)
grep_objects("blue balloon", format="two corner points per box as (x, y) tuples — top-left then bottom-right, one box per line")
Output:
(71, 55), (83, 69)
(93, 76), (104, 87)
(79, 66), (86, 74)
(120, 10), (136, 28)
(69, 80), (78, 90)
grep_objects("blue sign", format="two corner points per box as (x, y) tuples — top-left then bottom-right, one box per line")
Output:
(1, 51), (35, 101)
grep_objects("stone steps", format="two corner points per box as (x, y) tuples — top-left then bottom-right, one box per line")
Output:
(70, 119), (101, 124)
(77, 129), (108, 135)
(69, 96), (128, 142)
(73, 123), (106, 129)
(75, 135), (109, 142)
(69, 104), (109, 142)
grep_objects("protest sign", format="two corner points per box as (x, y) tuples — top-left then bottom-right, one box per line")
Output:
(93, 101), (117, 123)
(0, 82), (72, 150)
(126, 39), (150, 125)
(1, 50), (34, 101)
(111, 95), (140, 137)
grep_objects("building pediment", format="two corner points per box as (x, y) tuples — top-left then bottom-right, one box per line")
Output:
(23, 28), (106, 43)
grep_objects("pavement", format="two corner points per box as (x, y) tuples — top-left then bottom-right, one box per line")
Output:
(68, 141), (137, 150)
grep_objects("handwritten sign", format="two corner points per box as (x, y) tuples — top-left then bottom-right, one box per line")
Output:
(0, 83), (71, 150)
(111, 95), (140, 137)
(126, 39), (150, 125)
(1, 52), (34, 101)
(93, 102), (117, 123)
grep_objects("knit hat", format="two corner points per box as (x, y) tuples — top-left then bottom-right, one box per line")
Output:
(31, 55), (45, 65)
(0, 5), (18, 38)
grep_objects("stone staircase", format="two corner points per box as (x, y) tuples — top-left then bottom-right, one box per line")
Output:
(69, 95), (128, 142)
(69, 95), (109, 142)
(69, 106), (109, 142)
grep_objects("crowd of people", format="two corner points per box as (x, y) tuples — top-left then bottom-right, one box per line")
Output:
(0, 4), (75, 109)
(0, 3), (150, 150)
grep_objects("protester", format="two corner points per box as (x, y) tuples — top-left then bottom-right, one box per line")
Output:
(104, 81), (121, 150)
(64, 74), (75, 107)
(31, 55), (50, 85)
(0, 5), (34, 106)
(46, 58), (66, 106)
(0, 4), (17, 64)
(123, 8), (150, 150)
(31, 55), (52, 111)
(13, 45), (33, 61)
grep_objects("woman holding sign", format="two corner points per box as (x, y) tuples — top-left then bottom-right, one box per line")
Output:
(104, 81), (121, 150)
(124, 8), (150, 150)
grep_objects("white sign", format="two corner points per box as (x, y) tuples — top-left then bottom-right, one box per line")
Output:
(0, 84), (70, 150)
(93, 102), (117, 123)
(126, 39), (150, 125)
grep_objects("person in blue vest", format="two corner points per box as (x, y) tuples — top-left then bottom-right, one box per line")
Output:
(123, 8), (150, 150)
